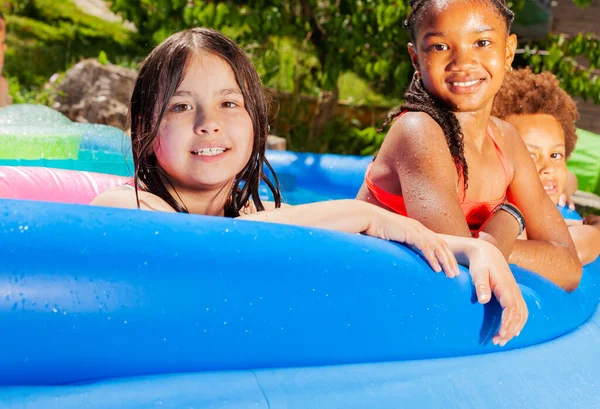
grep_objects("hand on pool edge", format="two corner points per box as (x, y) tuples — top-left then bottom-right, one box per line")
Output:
(365, 210), (460, 278)
(468, 241), (528, 346)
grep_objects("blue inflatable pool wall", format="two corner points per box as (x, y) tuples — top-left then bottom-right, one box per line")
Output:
(1, 105), (599, 408)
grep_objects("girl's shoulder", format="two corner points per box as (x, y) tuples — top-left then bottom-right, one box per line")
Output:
(379, 111), (449, 159)
(388, 111), (445, 139)
(489, 115), (525, 156)
(91, 185), (176, 212)
(489, 116), (520, 139)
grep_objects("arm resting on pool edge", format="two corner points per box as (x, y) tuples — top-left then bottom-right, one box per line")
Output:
(238, 199), (460, 277)
(240, 201), (528, 346)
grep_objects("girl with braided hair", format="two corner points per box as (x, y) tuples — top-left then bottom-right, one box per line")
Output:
(356, 0), (582, 291)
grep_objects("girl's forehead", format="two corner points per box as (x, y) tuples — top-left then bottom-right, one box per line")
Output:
(416, 0), (505, 34)
(179, 53), (238, 90)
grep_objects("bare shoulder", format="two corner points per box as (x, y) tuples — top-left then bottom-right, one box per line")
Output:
(379, 111), (447, 162)
(388, 111), (445, 143)
(490, 116), (529, 161)
(91, 186), (176, 212)
(489, 116), (522, 146)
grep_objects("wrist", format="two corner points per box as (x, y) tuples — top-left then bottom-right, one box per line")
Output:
(492, 202), (526, 236)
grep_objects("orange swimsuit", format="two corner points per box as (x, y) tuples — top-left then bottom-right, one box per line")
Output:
(365, 124), (511, 233)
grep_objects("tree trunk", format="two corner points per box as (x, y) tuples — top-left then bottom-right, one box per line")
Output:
(311, 86), (339, 140)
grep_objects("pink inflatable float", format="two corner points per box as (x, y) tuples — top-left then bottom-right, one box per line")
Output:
(0, 166), (128, 204)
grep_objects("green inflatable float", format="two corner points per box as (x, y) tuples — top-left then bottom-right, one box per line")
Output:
(0, 104), (82, 159)
(568, 128), (600, 196)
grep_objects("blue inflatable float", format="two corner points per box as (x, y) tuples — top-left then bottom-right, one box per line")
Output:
(0, 105), (599, 408)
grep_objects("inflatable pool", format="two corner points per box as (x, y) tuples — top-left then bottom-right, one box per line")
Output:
(0, 104), (598, 407)
(0, 163), (599, 408)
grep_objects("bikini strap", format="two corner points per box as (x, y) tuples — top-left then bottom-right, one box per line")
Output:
(456, 125), (511, 201)
(486, 124), (512, 187)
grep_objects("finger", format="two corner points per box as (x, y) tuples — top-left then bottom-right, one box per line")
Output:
(496, 286), (527, 345)
(558, 195), (566, 207)
(568, 199), (576, 211)
(497, 305), (516, 345)
(419, 242), (442, 273)
(516, 300), (529, 336)
(435, 242), (459, 278)
(471, 267), (492, 304)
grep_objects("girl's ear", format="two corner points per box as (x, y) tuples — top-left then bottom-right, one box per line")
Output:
(505, 34), (518, 71)
(408, 43), (421, 75)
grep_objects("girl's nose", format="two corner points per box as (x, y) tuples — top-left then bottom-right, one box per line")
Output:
(195, 110), (220, 134)
(449, 46), (477, 70)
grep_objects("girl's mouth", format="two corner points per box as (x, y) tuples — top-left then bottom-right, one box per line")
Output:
(447, 78), (484, 94)
(191, 147), (227, 157)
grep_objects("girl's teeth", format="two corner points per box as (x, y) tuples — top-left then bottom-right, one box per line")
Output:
(196, 148), (225, 156)
(453, 80), (479, 87)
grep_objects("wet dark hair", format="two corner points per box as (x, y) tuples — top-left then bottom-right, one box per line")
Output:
(492, 67), (579, 158)
(383, 0), (514, 190)
(129, 27), (280, 216)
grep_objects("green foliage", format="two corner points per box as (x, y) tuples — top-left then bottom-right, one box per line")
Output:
(572, 0), (595, 8)
(5, 0), (140, 88)
(7, 74), (62, 105)
(97, 50), (109, 65)
(522, 33), (600, 103)
(110, 0), (413, 96)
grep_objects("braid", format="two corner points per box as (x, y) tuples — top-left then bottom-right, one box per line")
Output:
(391, 0), (515, 191)
(383, 77), (468, 189)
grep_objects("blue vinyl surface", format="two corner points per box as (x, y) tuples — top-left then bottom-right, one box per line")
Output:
(0, 199), (598, 395)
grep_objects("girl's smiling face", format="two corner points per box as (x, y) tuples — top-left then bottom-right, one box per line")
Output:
(153, 53), (254, 191)
(408, 0), (517, 112)
(507, 113), (568, 204)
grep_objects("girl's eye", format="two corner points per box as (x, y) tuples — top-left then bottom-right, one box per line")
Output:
(551, 152), (564, 160)
(173, 103), (192, 112)
(221, 101), (238, 108)
(431, 43), (449, 52)
(476, 40), (491, 47)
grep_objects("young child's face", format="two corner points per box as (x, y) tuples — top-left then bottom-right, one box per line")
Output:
(409, 0), (516, 112)
(507, 114), (567, 204)
(153, 53), (254, 191)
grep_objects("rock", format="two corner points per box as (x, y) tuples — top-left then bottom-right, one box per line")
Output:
(267, 134), (286, 150)
(52, 59), (137, 130)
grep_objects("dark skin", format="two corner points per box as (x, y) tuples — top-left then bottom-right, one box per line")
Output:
(357, 0), (581, 291)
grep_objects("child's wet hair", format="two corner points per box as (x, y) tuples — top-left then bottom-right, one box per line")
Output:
(383, 0), (515, 190)
(492, 67), (579, 158)
(129, 27), (280, 216)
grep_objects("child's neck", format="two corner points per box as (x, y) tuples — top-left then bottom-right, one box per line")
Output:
(454, 106), (493, 152)
(167, 183), (233, 216)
